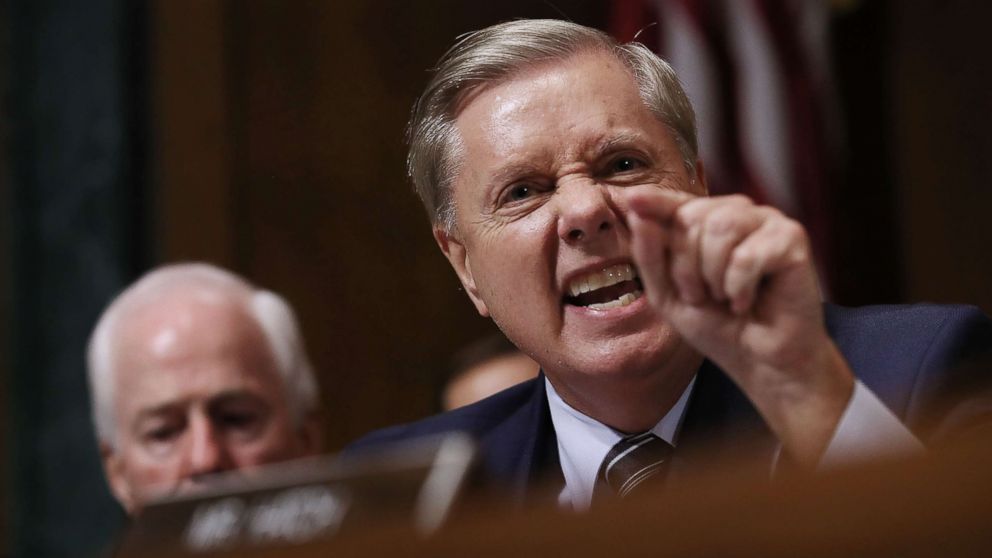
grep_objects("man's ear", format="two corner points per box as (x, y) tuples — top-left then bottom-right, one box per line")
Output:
(693, 159), (709, 195)
(433, 225), (490, 317)
(101, 442), (136, 515)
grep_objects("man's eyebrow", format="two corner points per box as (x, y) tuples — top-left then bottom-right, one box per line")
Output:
(208, 389), (269, 408)
(588, 132), (652, 156)
(131, 390), (268, 423)
(483, 132), (659, 187)
(207, 391), (276, 422)
(133, 402), (183, 425)
(488, 162), (546, 188)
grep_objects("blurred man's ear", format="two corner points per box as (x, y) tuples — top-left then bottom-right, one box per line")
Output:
(433, 225), (490, 317)
(101, 442), (136, 515)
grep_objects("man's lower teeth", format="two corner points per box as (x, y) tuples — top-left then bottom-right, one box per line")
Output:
(587, 291), (641, 310)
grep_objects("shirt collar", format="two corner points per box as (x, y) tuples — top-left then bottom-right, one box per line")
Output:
(545, 374), (696, 510)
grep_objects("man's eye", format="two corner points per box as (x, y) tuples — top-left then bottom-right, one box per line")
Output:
(497, 183), (544, 207)
(506, 184), (535, 202)
(610, 156), (644, 173)
(144, 426), (180, 443)
(218, 412), (259, 430)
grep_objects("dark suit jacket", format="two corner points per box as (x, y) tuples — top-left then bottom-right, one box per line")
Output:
(347, 304), (992, 502)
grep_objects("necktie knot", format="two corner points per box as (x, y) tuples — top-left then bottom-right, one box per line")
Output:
(595, 432), (674, 500)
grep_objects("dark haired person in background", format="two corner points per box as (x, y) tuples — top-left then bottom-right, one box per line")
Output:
(349, 19), (992, 510)
(442, 333), (539, 411)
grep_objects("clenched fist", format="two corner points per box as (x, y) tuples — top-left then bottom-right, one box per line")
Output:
(624, 188), (855, 467)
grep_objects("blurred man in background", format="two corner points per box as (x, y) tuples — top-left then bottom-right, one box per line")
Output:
(442, 333), (539, 411)
(87, 263), (322, 514)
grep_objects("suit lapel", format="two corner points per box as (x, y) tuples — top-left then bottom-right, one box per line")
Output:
(670, 360), (778, 480)
(477, 374), (563, 503)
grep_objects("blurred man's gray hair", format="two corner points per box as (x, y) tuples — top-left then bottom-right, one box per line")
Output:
(406, 18), (698, 231)
(86, 263), (319, 447)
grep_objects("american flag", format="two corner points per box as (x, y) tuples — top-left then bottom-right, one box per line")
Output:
(611, 0), (844, 290)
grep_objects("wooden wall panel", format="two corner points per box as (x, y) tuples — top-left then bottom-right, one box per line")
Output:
(154, 0), (237, 267)
(892, 3), (992, 315)
(154, 0), (607, 450)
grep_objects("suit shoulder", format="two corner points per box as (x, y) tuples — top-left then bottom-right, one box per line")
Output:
(825, 302), (990, 344)
(344, 378), (541, 454)
(824, 303), (992, 423)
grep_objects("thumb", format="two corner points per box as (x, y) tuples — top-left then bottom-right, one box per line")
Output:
(629, 211), (673, 310)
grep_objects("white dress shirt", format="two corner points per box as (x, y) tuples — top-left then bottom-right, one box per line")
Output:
(546, 376), (924, 511)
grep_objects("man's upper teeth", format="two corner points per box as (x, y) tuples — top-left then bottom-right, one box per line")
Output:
(568, 264), (637, 297)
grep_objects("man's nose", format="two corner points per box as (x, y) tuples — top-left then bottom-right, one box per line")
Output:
(556, 179), (619, 244)
(186, 415), (231, 477)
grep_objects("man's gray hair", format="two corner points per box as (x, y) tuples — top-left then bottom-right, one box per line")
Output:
(407, 18), (699, 231)
(86, 263), (320, 447)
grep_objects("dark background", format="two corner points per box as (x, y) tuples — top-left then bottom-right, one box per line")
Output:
(2, 1), (990, 556)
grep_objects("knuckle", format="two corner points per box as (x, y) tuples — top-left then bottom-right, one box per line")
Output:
(703, 215), (734, 238)
(706, 207), (742, 235)
(777, 217), (806, 240)
(762, 216), (805, 246)
(674, 201), (703, 227)
(788, 245), (811, 265)
(730, 245), (757, 270)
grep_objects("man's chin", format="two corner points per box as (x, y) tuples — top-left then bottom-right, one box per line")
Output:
(559, 328), (686, 376)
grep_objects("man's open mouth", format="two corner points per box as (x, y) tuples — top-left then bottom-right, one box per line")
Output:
(564, 263), (644, 310)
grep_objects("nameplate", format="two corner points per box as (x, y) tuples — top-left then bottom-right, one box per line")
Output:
(117, 433), (476, 556)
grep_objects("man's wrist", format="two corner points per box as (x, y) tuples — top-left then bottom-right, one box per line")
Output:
(742, 341), (856, 467)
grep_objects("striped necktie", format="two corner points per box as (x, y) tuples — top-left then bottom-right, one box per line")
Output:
(594, 432), (674, 501)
